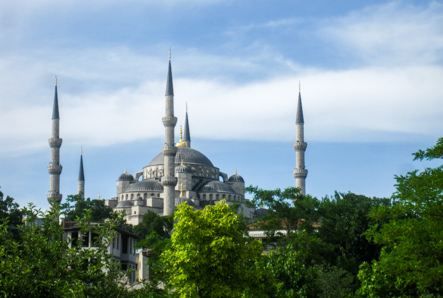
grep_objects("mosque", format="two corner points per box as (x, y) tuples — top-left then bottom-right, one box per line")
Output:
(46, 53), (308, 225)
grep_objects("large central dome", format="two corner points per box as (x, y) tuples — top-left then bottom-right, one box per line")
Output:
(149, 147), (214, 167)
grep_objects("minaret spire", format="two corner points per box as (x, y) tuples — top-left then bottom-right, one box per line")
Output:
(293, 84), (308, 195)
(183, 103), (191, 147)
(47, 78), (63, 205)
(162, 51), (178, 215)
(78, 147), (85, 199)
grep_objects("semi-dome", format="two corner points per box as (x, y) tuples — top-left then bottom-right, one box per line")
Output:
(125, 180), (163, 192)
(200, 180), (236, 193)
(228, 174), (245, 183)
(149, 147), (213, 167)
(118, 172), (134, 181)
(116, 200), (134, 208)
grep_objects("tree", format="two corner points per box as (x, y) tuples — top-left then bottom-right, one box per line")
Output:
(134, 210), (173, 240)
(317, 192), (391, 275)
(61, 194), (113, 223)
(246, 186), (319, 238)
(161, 200), (270, 297)
(0, 189), (22, 228)
(358, 138), (443, 296)
(0, 203), (138, 297)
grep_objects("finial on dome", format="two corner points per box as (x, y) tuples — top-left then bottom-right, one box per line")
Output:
(98, 192), (101, 200)
(235, 169), (237, 175)
(181, 159), (184, 166)
(124, 168), (127, 174)
(180, 183), (184, 198)
(176, 125), (186, 147)
(55, 76), (57, 86)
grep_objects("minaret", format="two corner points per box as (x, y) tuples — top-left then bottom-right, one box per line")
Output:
(293, 83), (308, 196)
(161, 51), (178, 216)
(183, 103), (191, 148)
(47, 77), (63, 205)
(78, 147), (85, 199)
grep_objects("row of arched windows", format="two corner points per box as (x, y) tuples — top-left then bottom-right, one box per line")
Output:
(119, 192), (160, 201)
(198, 193), (242, 202)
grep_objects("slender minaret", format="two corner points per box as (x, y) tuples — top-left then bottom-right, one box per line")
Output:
(161, 51), (178, 215)
(47, 77), (63, 205)
(293, 83), (308, 196)
(183, 103), (191, 148)
(78, 147), (85, 199)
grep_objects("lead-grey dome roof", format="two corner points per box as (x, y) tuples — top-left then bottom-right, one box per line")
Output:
(116, 200), (134, 208)
(149, 147), (213, 167)
(200, 181), (236, 193)
(228, 174), (245, 183)
(125, 180), (163, 192)
(118, 172), (134, 181)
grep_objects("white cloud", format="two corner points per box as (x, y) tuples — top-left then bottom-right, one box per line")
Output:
(318, 1), (443, 66)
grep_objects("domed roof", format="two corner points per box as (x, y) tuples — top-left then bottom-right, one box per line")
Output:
(200, 180), (236, 194)
(118, 171), (134, 181)
(149, 147), (213, 167)
(116, 200), (134, 208)
(124, 180), (163, 192)
(228, 174), (245, 183)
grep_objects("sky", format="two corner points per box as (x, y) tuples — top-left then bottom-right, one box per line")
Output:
(0, 0), (442, 210)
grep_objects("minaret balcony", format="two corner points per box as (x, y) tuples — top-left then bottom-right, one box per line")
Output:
(48, 164), (62, 174)
(162, 116), (177, 127)
(293, 168), (308, 178)
(48, 138), (63, 148)
(162, 145), (177, 156)
(161, 175), (177, 186)
(293, 141), (307, 151)
(47, 192), (62, 204)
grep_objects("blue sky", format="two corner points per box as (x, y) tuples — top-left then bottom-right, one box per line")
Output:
(0, 0), (442, 210)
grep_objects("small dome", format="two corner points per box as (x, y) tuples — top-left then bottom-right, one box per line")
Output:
(200, 181), (236, 194)
(116, 200), (134, 208)
(228, 174), (244, 183)
(124, 179), (163, 192)
(118, 172), (134, 181)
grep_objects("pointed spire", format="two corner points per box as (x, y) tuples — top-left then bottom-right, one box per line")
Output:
(78, 148), (85, 181)
(296, 83), (304, 124)
(183, 103), (191, 147)
(165, 50), (174, 96)
(52, 76), (60, 119)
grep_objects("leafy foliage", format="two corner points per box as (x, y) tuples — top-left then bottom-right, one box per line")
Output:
(358, 138), (443, 296)
(161, 200), (270, 297)
(0, 189), (22, 229)
(0, 203), (140, 297)
(61, 194), (113, 223)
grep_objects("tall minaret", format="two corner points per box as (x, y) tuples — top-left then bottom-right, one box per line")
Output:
(161, 51), (178, 215)
(47, 77), (63, 205)
(78, 148), (85, 199)
(293, 83), (308, 196)
(183, 103), (191, 148)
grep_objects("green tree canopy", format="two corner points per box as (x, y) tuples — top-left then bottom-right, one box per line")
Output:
(161, 200), (270, 297)
(358, 138), (443, 296)
(61, 194), (113, 223)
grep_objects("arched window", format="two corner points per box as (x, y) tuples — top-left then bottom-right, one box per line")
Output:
(216, 194), (219, 200)
(228, 195), (231, 200)
(151, 193), (154, 197)
(144, 193), (147, 199)
(209, 194), (213, 200)
(203, 194), (206, 200)
(125, 194), (128, 200)
(131, 194), (134, 200)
